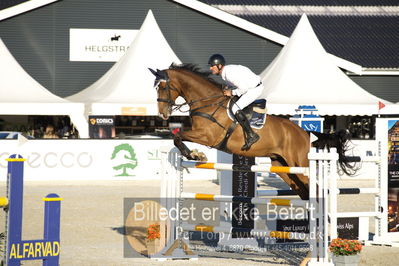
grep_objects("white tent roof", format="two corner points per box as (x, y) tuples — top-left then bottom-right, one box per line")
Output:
(260, 14), (396, 116)
(0, 38), (88, 137)
(67, 10), (182, 116)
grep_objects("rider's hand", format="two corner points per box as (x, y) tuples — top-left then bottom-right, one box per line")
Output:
(223, 90), (232, 96)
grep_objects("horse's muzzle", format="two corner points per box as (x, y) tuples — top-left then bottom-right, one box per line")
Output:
(158, 112), (169, 120)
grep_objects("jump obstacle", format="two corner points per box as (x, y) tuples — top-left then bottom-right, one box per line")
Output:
(235, 153), (382, 244)
(157, 144), (387, 265)
(157, 147), (338, 265)
(0, 154), (61, 266)
(217, 148), (383, 246)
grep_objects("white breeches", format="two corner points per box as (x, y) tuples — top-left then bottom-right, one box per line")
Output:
(231, 84), (264, 114)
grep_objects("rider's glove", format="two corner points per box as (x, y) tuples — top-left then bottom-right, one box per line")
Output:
(223, 85), (237, 91)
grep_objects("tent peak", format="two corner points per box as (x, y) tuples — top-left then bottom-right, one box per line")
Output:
(259, 13), (390, 113)
(66, 9), (181, 115)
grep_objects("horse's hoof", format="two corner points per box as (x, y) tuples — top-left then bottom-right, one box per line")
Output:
(189, 150), (207, 161)
(189, 149), (199, 160)
(197, 152), (208, 162)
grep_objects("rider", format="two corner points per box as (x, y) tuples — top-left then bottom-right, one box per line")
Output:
(208, 53), (262, 151)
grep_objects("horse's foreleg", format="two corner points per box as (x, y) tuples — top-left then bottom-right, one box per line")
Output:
(174, 130), (210, 161)
(174, 133), (195, 160)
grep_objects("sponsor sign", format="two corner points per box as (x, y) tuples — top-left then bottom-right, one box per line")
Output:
(0, 140), (217, 181)
(388, 120), (399, 187)
(232, 155), (255, 238)
(69, 28), (138, 62)
(121, 107), (147, 115)
(301, 120), (322, 132)
(276, 219), (309, 243)
(89, 116), (115, 139)
(337, 217), (359, 239)
(388, 120), (399, 234)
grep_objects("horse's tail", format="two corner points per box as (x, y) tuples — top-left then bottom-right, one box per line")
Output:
(310, 130), (357, 176)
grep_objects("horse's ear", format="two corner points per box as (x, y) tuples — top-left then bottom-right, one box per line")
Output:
(149, 68), (168, 81)
(148, 68), (158, 77)
(156, 69), (168, 81)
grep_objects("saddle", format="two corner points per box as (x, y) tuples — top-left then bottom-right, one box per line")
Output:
(228, 96), (267, 129)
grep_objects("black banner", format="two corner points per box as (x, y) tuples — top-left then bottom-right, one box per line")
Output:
(337, 217), (359, 240)
(232, 155), (255, 238)
(276, 219), (309, 243)
(89, 116), (115, 139)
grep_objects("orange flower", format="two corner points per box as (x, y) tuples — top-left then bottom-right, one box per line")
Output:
(329, 238), (362, 256)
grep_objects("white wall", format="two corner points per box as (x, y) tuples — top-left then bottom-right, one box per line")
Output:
(0, 138), (379, 182)
(0, 139), (217, 181)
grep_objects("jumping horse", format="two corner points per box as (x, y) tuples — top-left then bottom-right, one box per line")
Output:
(149, 64), (355, 200)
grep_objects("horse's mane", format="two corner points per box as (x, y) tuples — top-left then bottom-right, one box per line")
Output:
(169, 63), (223, 89)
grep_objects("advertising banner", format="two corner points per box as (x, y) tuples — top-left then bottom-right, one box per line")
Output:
(337, 217), (359, 239)
(388, 120), (399, 233)
(374, 118), (399, 243)
(89, 116), (115, 139)
(0, 140), (217, 181)
(69, 28), (138, 62)
(231, 155), (255, 237)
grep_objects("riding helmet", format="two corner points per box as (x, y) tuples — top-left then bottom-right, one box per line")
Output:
(208, 54), (226, 66)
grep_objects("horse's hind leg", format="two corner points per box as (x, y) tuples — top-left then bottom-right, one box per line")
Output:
(271, 160), (309, 200)
(276, 173), (309, 200)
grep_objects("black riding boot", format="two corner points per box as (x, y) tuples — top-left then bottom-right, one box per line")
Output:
(235, 110), (260, 151)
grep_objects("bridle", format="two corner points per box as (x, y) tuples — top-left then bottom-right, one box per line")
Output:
(155, 79), (177, 106)
(154, 73), (188, 113)
(155, 73), (227, 114)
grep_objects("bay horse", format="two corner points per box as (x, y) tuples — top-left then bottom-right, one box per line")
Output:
(149, 64), (355, 200)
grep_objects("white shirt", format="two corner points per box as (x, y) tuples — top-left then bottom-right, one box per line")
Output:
(220, 64), (261, 96)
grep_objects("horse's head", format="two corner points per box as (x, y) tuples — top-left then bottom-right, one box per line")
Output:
(149, 68), (180, 120)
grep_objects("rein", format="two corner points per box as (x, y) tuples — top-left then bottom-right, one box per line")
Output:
(156, 79), (228, 118)
(190, 96), (229, 129)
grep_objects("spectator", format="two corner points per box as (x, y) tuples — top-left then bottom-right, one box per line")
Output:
(43, 125), (59, 139)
